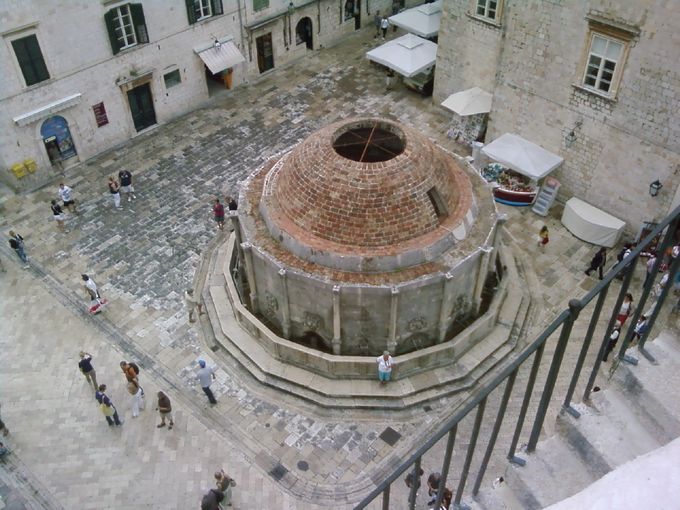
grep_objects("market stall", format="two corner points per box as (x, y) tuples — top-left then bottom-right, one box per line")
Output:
(366, 33), (437, 95)
(441, 86), (493, 145)
(388, 0), (442, 39)
(480, 133), (564, 206)
(562, 197), (626, 247)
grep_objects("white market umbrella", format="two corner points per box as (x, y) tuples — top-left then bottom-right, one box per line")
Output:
(441, 87), (493, 116)
(366, 33), (438, 78)
(388, 0), (442, 39)
(481, 133), (564, 180)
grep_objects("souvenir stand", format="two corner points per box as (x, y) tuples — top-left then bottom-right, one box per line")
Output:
(480, 133), (564, 206)
(441, 86), (493, 146)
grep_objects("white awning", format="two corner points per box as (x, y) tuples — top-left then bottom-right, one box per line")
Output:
(195, 39), (245, 74)
(366, 33), (437, 78)
(481, 133), (564, 180)
(388, 0), (442, 38)
(13, 93), (82, 126)
(441, 87), (493, 116)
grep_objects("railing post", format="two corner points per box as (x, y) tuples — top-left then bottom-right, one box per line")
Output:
(381, 484), (390, 510)
(583, 262), (635, 401)
(433, 426), (458, 510)
(453, 397), (487, 509)
(472, 369), (517, 495)
(527, 299), (582, 452)
(563, 285), (609, 417)
(407, 457), (421, 510)
(508, 342), (545, 466)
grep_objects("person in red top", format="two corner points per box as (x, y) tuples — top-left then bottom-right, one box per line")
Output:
(212, 199), (225, 230)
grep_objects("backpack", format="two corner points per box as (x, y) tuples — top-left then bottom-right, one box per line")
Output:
(128, 362), (140, 375)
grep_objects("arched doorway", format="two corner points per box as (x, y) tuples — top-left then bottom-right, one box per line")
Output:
(295, 17), (313, 50)
(41, 115), (77, 165)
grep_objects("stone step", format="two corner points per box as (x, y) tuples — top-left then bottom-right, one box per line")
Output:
(502, 435), (597, 510)
(556, 388), (661, 474)
(610, 335), (680, 444)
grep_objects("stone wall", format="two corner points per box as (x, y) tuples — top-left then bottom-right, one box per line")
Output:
(434, 0), (680, 233)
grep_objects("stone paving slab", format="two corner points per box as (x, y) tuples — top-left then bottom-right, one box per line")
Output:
(0, 24), (674, 510)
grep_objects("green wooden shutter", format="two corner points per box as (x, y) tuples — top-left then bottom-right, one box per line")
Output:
(12, 35), (49, 86)
(185, 0), (196, 24)
(253, 0), (269, 12)
(211, 0), (223, 15)
(104, 9), (121, 55)
(130, 4), (149, 44)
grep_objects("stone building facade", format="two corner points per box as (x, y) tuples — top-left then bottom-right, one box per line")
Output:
(0, 0), (413, 192)
(434, 0), (680, 233)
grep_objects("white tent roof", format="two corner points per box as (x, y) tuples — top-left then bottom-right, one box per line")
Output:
(441, 87), (493, 116)
(388, 0), (442, 38)
(366, 33), (437, 78)
(481, 133), (564, 180)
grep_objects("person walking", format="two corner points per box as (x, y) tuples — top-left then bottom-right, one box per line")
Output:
(184, 288), (205, 323)
(156, 391), (174, 429)
(373, 11), (381, 38)
(644, 252), (657, 287)
(227, 196), (238, 211)
(126, 376), (145, 418)
(213, 199), (225, 230)
(380, 16), (389, 39)
(376, 351), (394, 385)
(78, 351), (99, 391)
(8, 231), (29, 268)
(58, 183), (77, 213)
(214, 468), (235, 507)
(616, 293), (634, 325)
(120, 360), (144, 397)
(585, 247), (607, 280)
(632, 315), (648, 344)
(427, 472), (441, 506)
(197, 359), (218, 405)
(405, 466), (424, 503)
(602, 321), (621, 362)
(118, 169), (137, 202)
(81, 274), (101, 300)
(200, 489), (225, 510)
(96, 384), (123, 427)
(108, 176), (122, 210)
(51, 200), (67, 232)
(537, 225), (549, 249)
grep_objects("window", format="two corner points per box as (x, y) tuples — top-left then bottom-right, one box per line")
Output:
(163, 69), (181, 88)
(475, 0), (500, 21)
(344, 1), (355, 21)
(253, 0), (269, 12)
(104, 3), (148, 55)
(11, 35), (49, 86)
(186, 0), (223, 24)
(583, 34), (623, 94)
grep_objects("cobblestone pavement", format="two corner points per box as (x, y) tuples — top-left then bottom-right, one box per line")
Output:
(0, 26), (675, 510)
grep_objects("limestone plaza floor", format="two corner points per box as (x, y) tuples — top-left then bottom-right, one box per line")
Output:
(1, 26), (676, 510)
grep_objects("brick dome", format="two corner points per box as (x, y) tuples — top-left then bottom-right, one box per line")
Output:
(255, 118), (477, 272)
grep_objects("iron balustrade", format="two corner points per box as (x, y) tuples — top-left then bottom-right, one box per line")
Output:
(354, 203), (680, 510)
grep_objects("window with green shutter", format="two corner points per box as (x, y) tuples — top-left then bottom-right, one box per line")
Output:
(186, 0), (223, 24)
(11, 35), (50, 86)
(105, 3), (148, 55)
(253, 0), (269, 12)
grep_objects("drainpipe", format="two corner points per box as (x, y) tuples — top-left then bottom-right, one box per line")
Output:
(236, 0), (246, 57)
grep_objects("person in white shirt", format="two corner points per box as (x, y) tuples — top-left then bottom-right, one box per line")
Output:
(82, 274), (100, 300)
(184, 289), (205, 323)
(376, 351), (395, 384)
(58, 183), (77, 213)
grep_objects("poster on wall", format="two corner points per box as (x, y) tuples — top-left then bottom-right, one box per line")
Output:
(93, 102), (109, 127)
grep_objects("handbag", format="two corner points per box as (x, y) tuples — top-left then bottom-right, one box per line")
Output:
(100, 403), (115, 417)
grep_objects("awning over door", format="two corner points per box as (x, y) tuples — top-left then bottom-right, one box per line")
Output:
(388, 0), (442, 38)
(366, 33), (437, 77)
(196, 39), (245, 74)
(481, 133), (564, 180)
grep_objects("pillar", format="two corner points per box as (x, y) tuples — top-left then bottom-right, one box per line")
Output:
(388, 287), (399, 353)
(279, 268), (291, 339)
(438, 272), (456, 343)
(241, 242), (258, 313)
(332, 285), (341, 355)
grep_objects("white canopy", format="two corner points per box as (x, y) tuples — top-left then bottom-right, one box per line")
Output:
(388, 0), (442, 38)
(441, 87), (493, 116)
(481, 133), (564, 180)
(366, 33), (437, 78)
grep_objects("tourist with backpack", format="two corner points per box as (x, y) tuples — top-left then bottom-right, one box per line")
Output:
(120, 360), (144, 398)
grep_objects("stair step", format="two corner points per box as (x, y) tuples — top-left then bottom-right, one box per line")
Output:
(503, 435), (596, 509)
(558, 389), (661, 471)
(611, 338), (680, 443)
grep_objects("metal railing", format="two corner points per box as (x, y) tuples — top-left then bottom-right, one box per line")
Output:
(355, 203), (680, 510)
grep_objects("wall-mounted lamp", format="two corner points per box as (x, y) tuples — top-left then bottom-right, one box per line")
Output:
(288, 1), (295, 14)
(565, 120), (583, 148)
(649, 180), (663, 197)
(214, 39), (221, 48)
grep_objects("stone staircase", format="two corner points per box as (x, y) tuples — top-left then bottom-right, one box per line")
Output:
(474, 331), (680, 510)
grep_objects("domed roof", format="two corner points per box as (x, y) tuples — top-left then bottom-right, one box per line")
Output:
(254, 118), (477, 272)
